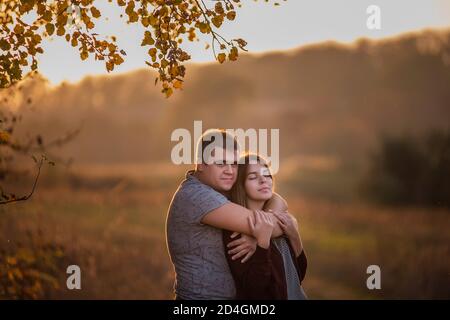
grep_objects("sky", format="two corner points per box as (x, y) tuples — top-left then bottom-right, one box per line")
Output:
(36, 0), (450, 85)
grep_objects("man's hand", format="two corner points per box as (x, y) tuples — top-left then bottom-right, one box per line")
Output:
(249, 209), (274, 249)
(227, 232), (258, 263)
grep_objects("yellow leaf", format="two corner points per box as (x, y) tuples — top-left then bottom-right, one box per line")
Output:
(148, 48), (157, 58)
(90, 6), (101, 18)
(33, 34), (42, 43)
(226, 11), (236, 21)
(215, 2), (224, 14)
(129, 12), (139, 23)
(42, 10), (52, 22)
(161, 59), (169, 68)
(0, 39), (11, 50)
(170, 65), (179, 77)
(149, 16), (158, 26)
(211, 16), (223, 28)
(56, 26), (65, 36)
(164, 87), (173, 98)
(106, 60), (114, 71)
(108, 43), (117, 52)
(173, 80), (183, 89)
(86, 20), (95, 29)
(141, 17), (149, 27)
(114, 54), (124, 65)
(217, 53), (226, 64)
(228, 46), (238, 61)
(14, 24), (25, 35)
(80, 51), (88, 61)
(141, 31), (155, 46)
(198, 22), (210, 34)
(0, 131), (11, 143)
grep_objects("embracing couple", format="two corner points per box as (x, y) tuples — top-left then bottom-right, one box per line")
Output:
(166, 129), (308, 300)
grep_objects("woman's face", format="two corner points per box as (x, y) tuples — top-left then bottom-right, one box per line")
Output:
(244, 163), (273, 202)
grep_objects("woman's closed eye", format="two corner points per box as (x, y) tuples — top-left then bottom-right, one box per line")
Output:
(247, 174), (257, 180)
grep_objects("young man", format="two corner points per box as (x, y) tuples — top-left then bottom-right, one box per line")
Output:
(166, 129), (285, 300)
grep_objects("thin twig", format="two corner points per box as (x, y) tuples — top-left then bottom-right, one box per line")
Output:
(0, 155), (44, 205)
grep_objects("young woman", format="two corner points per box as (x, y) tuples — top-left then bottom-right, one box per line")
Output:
(223, 153), (308, 300)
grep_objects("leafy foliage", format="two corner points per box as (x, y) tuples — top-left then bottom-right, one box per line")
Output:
(0, 0), (281, 97)
(0, 230), (67, 299)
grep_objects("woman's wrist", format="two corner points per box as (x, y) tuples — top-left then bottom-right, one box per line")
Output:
(257, 236), (271, 249)
(287, 229), (300, 243)
(288, 232), (303, 257)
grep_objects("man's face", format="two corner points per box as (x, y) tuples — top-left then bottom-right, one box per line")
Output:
(198, 146), (238, 192)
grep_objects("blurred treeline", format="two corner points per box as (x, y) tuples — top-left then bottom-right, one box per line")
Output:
(2, 28), (449, 204)
(361, 130), (450, 208)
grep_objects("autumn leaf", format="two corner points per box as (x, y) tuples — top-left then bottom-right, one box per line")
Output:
(56, 26), (65, 36)
(90, 6), (101, 18)
(228, 46), (238, 61)
(0, 131), (10, 143)
(215, 2), (225, 14)
(211, 16), (223, 28)
(226, 11), (236, 21)
(217, 53), (226, 64)
(173, 80), (183, 89)
(0, 39), (11, 50)
(141, 31), (155, 46)
(106, 60), (114, 72)
(14, 24), (25, 35)
(80, 51), (89, 61)
(113, 54), (124, 65)
(45, 23), (55, 36)
(164, 87), (173, 98)
(148, 48), (157, 59)
(198, 22), (210, 34)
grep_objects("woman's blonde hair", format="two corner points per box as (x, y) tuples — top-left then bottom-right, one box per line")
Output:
(230, 153), (274, 208)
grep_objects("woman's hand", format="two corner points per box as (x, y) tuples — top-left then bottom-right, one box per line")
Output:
(248, 210), (274, 249)
(272, 211), (298, 239)
(227, 232), (258, 263)
(272, 211), (303, 257)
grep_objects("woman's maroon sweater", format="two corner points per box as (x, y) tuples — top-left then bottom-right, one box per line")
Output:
(223, 230), (308, 300)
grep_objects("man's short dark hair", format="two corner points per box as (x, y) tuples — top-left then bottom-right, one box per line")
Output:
(195, 129), (240, 166)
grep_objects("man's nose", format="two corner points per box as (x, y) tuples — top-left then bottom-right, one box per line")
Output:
(224, 164), (233, 173)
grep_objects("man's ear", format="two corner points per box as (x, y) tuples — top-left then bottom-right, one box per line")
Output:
(197, 164), (205, 172)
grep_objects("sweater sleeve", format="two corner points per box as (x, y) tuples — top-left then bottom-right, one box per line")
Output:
(296, 249), (308, 283)
(222, 230), (273, 299)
